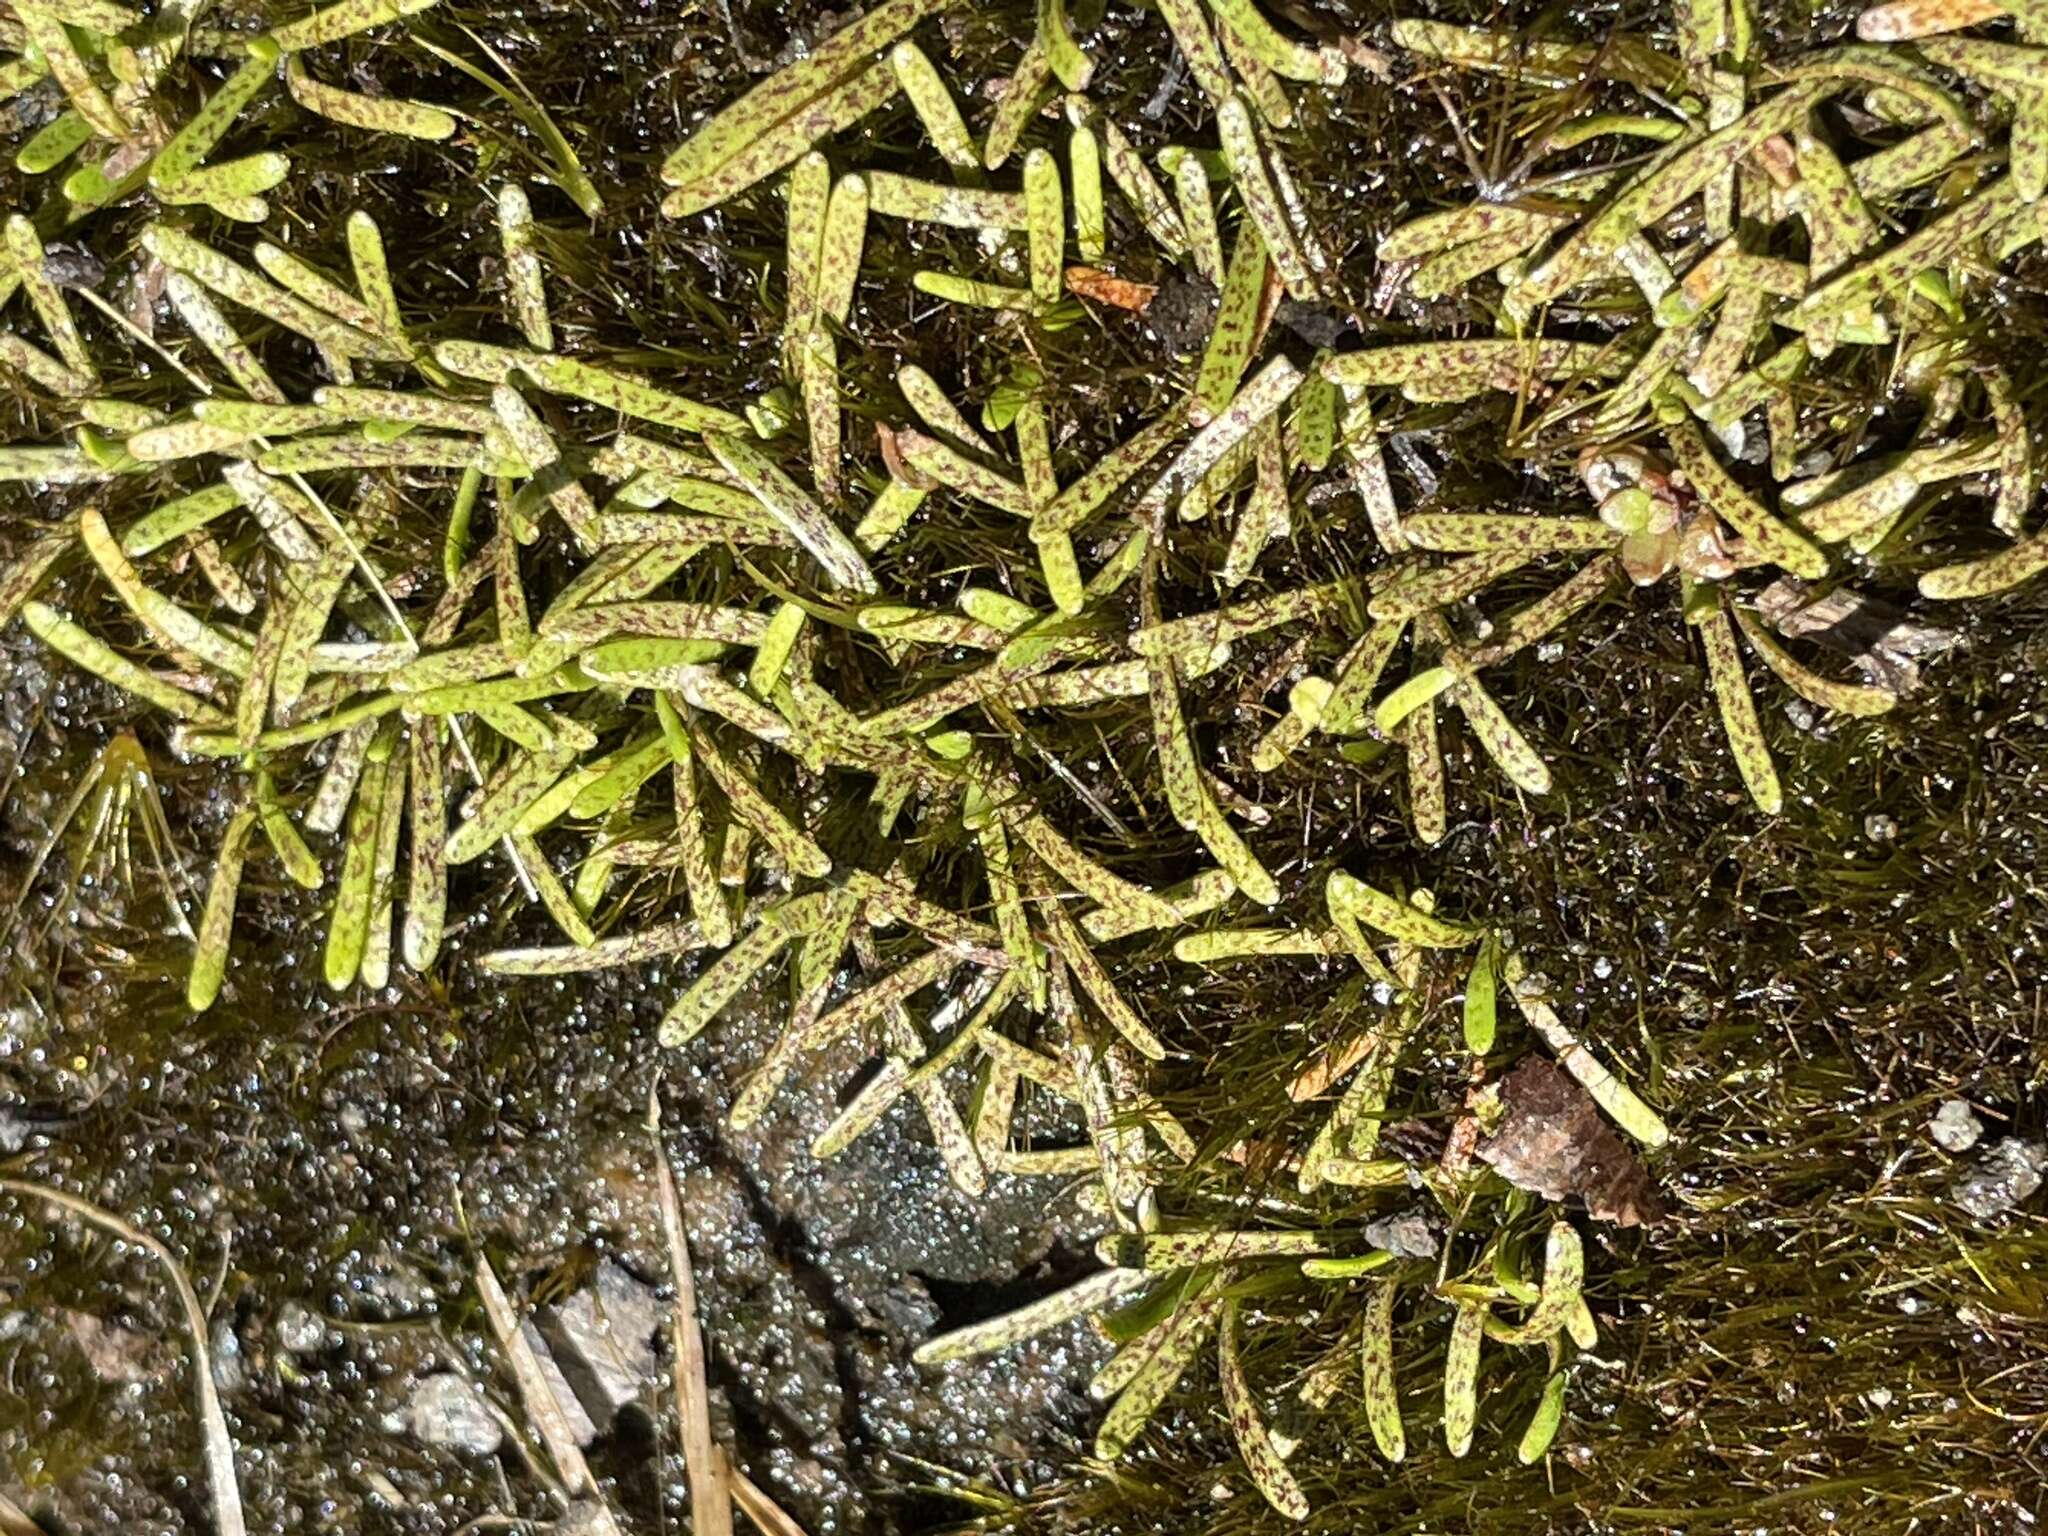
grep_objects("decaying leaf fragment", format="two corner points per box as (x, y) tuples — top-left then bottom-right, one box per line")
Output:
(1477, 1057), (1664, 1227)
(1752, 576), (1957, 694)
(1064, 265), (1157, 312)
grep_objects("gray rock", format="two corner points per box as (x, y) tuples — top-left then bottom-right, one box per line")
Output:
(1363, 1209), (1438, 1260)
(348, 1246), (438, 1320)
(1275, 297), (1353, 350)
(0, 1101), (70, 1152)
(64, 1310), (162, 1383)
(1954, 1138), (2048, 1220)
(1930, 1099), (1984, 1154)
(545, 1261), (665, 1427)
(275, 1300), (329, 1355)
(407, 1373), (503, 1456)
(873, 1278), (940, 1338)
(39, 243), (105, 290)
(1143, 274), (1217, 357)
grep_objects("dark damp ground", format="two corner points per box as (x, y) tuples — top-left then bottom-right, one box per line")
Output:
(3, 0), (2048, 1534)
(1035, 581), (2048, 1536)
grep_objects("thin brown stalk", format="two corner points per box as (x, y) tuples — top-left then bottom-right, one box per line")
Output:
(649, 1079), (734, 1536)
(726, 1456), (814, 1536)
(0, 1179), (246, 1536)
(472, 1256), (603, 1503)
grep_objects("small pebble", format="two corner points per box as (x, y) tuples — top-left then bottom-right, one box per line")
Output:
(1930, 1099), (1983, 1153)
(407, 1373), (503, 1456)
(275, 1300), (329, 1355)
(39, 244), (106, 290)
(1953, 1138), (2048, 1220)
(210, 1317), (246, 1395)
(545, 1262), (665, 1426)
(1863, 813), (1897, 843)
(1363, 1208), (1437, 1260)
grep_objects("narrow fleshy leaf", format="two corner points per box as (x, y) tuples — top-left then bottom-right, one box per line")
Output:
(660, 0), (939, 194)
(890, 41), (978, 167)
(1443, 1299), (1486, 1458)
(1219, 1300), (1310, 1521)
(1692, 588), (1782, 814)
(704, 430), (877, 591)
(1361, 1279), (1406, 1463)
(662, 60), (901, 218)
(189, 806), (256, 1011)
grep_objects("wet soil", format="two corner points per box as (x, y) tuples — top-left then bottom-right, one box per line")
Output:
(0, 634), (1110, 1536)
(0, 0), (1139, 1525)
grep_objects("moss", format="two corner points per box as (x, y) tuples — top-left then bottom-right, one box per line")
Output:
(968, 573), (2048, 1533)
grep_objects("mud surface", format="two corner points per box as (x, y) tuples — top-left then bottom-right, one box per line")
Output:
(0, 637), (1109, 1536)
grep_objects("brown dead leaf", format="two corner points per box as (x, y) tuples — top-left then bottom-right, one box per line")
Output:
(1064, 265), (1158, 314)
(1477, 1057), (1664, 1227)
(1753, 575), (1957, 694)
